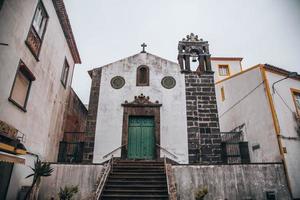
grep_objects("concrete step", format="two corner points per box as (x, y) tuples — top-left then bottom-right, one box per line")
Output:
(100, 194), (169, 199)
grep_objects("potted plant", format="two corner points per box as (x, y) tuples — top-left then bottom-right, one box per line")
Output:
(24, 159), (54, 200)
(195, 187), (208, 200)
(58, 185), (79, 200)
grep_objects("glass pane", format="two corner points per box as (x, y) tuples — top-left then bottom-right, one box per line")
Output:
(295, 93), (300, 110)
(61, 62), (69, 86)
(11, 72), (30, 107)
(139, 67), (147, 84)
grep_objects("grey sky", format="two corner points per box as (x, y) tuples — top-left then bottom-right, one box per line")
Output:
(64, 0), (300, 104)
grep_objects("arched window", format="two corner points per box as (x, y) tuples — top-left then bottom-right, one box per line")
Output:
(136, 65), (149, 86)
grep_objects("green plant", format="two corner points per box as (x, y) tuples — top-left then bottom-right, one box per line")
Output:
(24, 159), (54, 200)
(58, 185), (79, 200)
(195, 187), (208, 200)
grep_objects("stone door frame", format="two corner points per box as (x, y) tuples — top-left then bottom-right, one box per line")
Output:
(121, 94), (162, 159)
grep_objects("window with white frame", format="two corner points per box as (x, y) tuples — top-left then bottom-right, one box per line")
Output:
(32, 2), (48, 38)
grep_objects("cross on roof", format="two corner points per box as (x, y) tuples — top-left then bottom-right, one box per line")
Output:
(141, 43), (147, 53)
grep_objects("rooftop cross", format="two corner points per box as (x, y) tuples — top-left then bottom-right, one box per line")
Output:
(141, 43), (147, 53)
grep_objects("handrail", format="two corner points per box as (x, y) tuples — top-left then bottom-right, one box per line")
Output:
(156, 144), (178, 159)
(95, 155), (113, 200)
(103, 143), (127, 159)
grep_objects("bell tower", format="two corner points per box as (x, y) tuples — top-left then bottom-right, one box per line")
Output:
(180, 33), (222, 164)
(178, 33), (212, 72)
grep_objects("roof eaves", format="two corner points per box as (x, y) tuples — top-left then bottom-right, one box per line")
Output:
(52, 0), (81, 64)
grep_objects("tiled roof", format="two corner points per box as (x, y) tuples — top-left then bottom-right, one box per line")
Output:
(52, 0), (81, 64)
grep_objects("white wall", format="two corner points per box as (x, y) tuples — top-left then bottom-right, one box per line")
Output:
(39, 164), (103, 200)
(93, 53), (189, 164)
(215, 67), (281, 163)
(211, 59), (242, 82)
(266, 71), (300, 198)
(0, 0), (76, 199)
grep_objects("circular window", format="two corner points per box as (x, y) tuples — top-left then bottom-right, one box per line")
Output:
(111, 76), (125, 89)
(161, 76), (176, 89)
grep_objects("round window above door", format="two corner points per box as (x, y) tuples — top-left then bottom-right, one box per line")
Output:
(111, 76), (125, 89)
(161, 76), (176, 89)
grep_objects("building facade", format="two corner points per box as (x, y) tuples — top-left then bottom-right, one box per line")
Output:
(0, 0), (80, 199)
(215, 64), (300, 198)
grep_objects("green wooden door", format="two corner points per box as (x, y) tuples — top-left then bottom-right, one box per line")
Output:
(128, 116), (155, 159)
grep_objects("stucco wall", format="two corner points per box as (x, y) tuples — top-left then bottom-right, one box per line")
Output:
(266, 71), (300, 198)
(173, 164), (290, 200)
(0, 0), (76, 199)
(93, 53), (189, 164)
(215, 67), (281, 162)
(39, 164), (103, 200)
(211, 60), (242, 82)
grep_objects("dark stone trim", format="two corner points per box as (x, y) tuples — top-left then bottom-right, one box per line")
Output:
(121, 95), (161, 159)
(83, 68), (102, 163)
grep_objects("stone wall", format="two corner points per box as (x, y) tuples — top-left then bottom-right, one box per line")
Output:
(84, 68), (102, 162)
(63, 88), (88, 134)
(185, 72), (221, 164)
(173, 163), (291, 200)
(39, 164), (103, 200)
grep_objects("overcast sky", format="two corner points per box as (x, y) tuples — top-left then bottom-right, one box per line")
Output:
(64, 0), (300, 104)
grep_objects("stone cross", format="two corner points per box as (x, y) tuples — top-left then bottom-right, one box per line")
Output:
(141, 43), (147, 53)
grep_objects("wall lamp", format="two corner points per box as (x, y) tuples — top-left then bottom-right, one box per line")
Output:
(272, 71), (298, 93)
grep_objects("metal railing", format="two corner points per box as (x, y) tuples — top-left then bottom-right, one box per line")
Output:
(103, 143), (127, 159)
(156, 144), (178, 159)
(220, 132), (250, 164)
(95, 156), (113, 200)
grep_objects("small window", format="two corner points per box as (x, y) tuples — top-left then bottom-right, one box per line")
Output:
(61, 59), (70, 88)
(9, 60), (35, 111)
(136, 65), (149, 86)
(219, 65), (230, 76)
(221, 86), (225, 101)
(291, 89), (300, 116)
(25, 1), (48, 59)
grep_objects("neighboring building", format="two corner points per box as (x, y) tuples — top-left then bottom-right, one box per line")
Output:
(215, 64), (300, 199)
(211, 57), (243, 82)
(0, 0), (80, 199)
(57, 88), (87, 163)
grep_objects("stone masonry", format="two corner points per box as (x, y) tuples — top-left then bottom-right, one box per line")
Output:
(83, 68), (102, 163)
(185, 71), (222, 164)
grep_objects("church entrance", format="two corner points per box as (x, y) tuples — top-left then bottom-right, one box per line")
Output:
(127, 116), (155, 159)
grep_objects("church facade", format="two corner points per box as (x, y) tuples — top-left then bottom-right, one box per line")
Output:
(84, 34), (235, 164)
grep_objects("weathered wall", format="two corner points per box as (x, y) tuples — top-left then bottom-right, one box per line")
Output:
(92, 53), (189, 164)
(63, 88), (87, 133)
(185, 72), (221, 164)
(266, 70), (300, 199)
(211, 59), (242, 82)
(39, 164), (103, 200)
(0, 0), (76, 199)
(173, 164), (291, 200)
(215, 67), (281, 163)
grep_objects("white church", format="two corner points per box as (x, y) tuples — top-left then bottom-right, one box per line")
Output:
(42, 34), (295, 199)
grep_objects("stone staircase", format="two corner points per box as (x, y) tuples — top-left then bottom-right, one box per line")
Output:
(100, 160), (169, 200)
